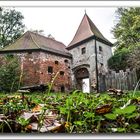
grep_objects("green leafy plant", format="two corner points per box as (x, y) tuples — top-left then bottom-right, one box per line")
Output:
(0, 90), (140, 133)
(16, 117), (30, 132)
(0, 55), (21, 93)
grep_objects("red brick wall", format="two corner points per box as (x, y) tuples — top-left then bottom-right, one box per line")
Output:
(39, 52), (72, 92)
(0, 51), (72, 92)
(17, 52), (41, 86)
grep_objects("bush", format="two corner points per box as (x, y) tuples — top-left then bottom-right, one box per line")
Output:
(0, 55), (21, 92)
(108, 49), (130, 71)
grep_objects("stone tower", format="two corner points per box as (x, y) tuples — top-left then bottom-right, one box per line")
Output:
(67, 13), (113, 93)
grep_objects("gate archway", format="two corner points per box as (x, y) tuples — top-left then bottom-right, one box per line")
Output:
(74, 68), (90, 93)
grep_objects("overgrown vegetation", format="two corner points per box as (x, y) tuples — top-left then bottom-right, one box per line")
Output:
(0, 55), (21, 93)
(108, 7), (140, 78)
(0, 91), (140, 133)
(108, 48), (130, 71)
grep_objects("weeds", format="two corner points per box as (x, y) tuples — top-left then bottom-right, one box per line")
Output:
(0, 90), (140, 133)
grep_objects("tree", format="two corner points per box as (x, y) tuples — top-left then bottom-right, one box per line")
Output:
(108, 48), (130, 71)
(0, 8), (25, 48)
(128, 46), (140, 79)
(112, 7), (140, 51)
(108, 7), (140, 71)
(0, 55), (21, 92)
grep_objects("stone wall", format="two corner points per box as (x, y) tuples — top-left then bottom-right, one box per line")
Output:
(68, 39), (112, 92)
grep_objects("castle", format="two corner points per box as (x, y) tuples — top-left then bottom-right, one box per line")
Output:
(0, 13), (113, 93)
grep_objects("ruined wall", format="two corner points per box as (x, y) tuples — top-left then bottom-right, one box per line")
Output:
(17, 52), (41, 86)
(39, 52), (72, 92)
(0, 51), (72, 92)
(0, 52), (41, 86)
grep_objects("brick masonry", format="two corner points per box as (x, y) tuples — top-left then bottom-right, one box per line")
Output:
(0, 51), (72, 93)
(38, 52), (72, 92)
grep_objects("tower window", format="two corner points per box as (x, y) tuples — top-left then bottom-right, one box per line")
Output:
(48, 66), (53, 74)
(100, 63), (103, 66)
(60, 71), (64, 76)
(64, 59), (68, 63)
(81, 47), (86, 54)
(99, 46), (103, 52)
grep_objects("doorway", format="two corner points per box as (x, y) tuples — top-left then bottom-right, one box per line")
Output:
(74, 68), (90, 93)
(82, 78), (90, 93)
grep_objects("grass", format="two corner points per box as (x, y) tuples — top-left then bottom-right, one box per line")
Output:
(0, 90), (140, 133)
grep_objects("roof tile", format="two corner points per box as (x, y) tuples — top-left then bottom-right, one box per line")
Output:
(67, 13), (112, 48)
(1, 31), (71, 57)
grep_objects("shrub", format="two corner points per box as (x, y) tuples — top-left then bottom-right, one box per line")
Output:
(108, 49), (130, 71)
(0, 55), (21, 93)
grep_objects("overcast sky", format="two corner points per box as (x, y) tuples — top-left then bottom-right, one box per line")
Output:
(10, 7), (116, 46)
(2, 1), (140, 46)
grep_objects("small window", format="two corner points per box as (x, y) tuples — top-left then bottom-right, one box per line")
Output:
(99, 46), (102, 52)
(60, 71), (64, 76)
(48, 66), (53, 74)
(28, 51), (32, 54)
(64, 59), (68, 63)
(55, 61), (59, 65)
(60, 85), (65, 92)
(81, 47), (86, 54)
(100, 63), (103, 66)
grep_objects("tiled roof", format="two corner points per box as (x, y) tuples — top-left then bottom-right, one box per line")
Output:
(0, 31), (71, 57)
(67, 13), (112, 48)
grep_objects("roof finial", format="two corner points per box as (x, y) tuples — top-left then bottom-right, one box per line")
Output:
(84, 9), (87, 14)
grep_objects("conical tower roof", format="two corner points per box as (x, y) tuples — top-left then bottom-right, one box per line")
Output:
(67, 13), (112, 49)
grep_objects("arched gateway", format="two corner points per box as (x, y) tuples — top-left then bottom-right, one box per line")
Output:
(74, 68), (90, 93)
